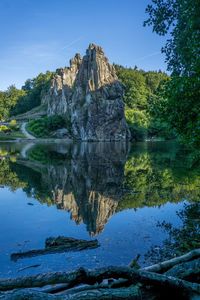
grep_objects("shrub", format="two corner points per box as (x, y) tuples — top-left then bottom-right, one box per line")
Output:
(9, 120), (18, 130)
(27, 116), (69, 138)
(0, 125), (10, 133)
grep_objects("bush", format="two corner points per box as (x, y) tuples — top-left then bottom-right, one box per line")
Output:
(0, 125), (10, 133)
(9, 120), (18, 130)
(27, 116), (69, 138)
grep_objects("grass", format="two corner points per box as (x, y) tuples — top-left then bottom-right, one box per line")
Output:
(13, 104), (47, 121)
(0, 131), (25, 141)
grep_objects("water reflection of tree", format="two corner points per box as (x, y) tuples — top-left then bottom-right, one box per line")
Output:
(0, 142), (200, 236)
(119, 145), (200, 210)
(145, 203), (200, 265)
(0, 159), (26, 191)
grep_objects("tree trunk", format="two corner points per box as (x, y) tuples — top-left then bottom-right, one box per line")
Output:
(165, 257), (200, 280)
(0, 266), (199, 295)
(143, 249), (200, 273)
(0, 286), (140, 300)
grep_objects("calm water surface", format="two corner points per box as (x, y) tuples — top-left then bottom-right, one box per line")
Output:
(0, 141), (199, 278)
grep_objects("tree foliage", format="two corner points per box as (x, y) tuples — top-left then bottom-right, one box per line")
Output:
(115, 65), (169, 139)
(11, 71), (54, 116)
(27, 115), (68, 138)
(0, 71), (54, 121)
(0, 86), (25, 120)
(144, 0), (200, 149)
(115, 65), (148, 109)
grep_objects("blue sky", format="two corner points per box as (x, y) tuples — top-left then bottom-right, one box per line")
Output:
(0, 0), (167, 90)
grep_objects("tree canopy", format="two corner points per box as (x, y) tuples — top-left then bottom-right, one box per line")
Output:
(0, 86), (25, 121)
(11, 71), (54, 116)
(0, 71), (54, 120)
(115, 65), (169, 139)
(144, 0), (200, 150)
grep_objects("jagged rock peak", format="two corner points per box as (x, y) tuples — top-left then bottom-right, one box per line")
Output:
(69, 53), (82, 69)
(45, 53), (82, 115)
(45, 43), (130, 141)
(75, 43), (117, 92)
(87, 43), (104, 54)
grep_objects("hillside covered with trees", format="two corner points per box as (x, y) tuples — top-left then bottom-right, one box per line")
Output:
(0, 66), (170, 140)
(0, 71), (54, 120)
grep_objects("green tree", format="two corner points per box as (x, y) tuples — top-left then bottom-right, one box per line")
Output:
(0, 91), (8, 120)
(115, 65), (148, 109)
(144, 0), (200, 150)
(115, 65), (169, 140)
(11, 71), (54, 116)
(144, 71), (168, 95)
(0, 86), (26, 121)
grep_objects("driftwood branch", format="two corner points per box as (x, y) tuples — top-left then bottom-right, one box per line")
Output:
(0, 266), (199, 295)
(61, 286), (140, 299)
(42, 279), (130, 295)
(11, 237), (99, 261)
(0, 285), (140, 300)
(165, 257), (200, 280)
(143, 248), (200, 273)
(0, 289), (57, 299)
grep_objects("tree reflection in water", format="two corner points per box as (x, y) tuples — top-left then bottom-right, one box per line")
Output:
(0, 141), (199, 237)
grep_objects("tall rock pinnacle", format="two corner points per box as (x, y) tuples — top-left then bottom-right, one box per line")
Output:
(46, 44), (130, 141)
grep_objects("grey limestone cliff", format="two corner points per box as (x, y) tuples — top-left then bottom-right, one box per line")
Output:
(45, 44), (130, 141)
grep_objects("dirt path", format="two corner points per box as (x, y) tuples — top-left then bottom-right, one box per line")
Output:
(21, 122), (36, 139)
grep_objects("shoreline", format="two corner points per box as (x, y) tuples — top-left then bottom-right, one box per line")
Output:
(0, 138), (73, 144)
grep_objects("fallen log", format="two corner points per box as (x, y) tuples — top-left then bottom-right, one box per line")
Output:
(61, 286), (140, 299)
(0, 289), (56, 299)
(42, 284), (71, 295)
(11, 237), (99, 261)
(0, 266), (199, 295)
(50, 278), (134, 295)
(143, 248), (200, 273)
(165, 257), (200, 280)
(0, 285), (140, 300)
(45, 236), (94, 248)
(42, 278), (130, 294)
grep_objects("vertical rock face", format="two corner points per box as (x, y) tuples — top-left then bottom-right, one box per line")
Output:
(47, 54), (82, 116)
(46, 44), (130, 141)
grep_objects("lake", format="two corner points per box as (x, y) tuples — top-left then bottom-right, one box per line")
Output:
(0, 141), (199, 278)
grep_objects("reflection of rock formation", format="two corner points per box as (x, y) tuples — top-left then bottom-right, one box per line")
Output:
(55, 191), (118, 236)
(20, 142), (129, 236)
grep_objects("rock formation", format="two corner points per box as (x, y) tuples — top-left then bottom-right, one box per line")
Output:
(46, 54), (82, 116)
(45, 44), (130, 141)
